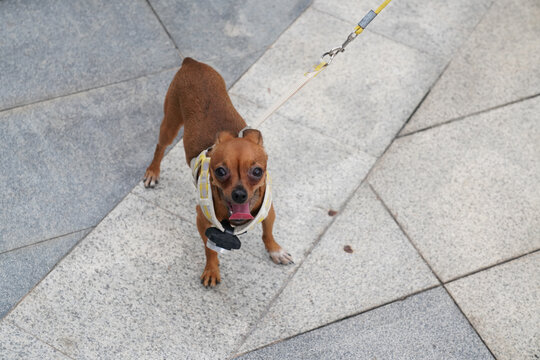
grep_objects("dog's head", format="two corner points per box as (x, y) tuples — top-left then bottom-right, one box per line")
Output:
(209, 129), (267, 225)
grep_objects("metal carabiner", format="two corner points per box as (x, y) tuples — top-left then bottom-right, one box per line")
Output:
(319, 30), (359, 66)
(341, 31), (358, 50)
(320, 46), (344, 66)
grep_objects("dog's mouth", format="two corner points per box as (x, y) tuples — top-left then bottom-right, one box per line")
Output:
(216, 187), (260, 225)
(227, 202), (254, 221)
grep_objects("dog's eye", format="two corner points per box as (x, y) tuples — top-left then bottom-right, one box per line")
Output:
(214, 167), (229, 180)
(249, 167), (264, 180)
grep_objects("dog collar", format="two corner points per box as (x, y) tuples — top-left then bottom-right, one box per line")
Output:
(189, 148), (272, 236)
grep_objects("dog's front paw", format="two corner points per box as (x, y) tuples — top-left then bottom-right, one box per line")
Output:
(143, 167), (159, 188)
(269, 249), (294, 265)
(200, 266), (221, 287)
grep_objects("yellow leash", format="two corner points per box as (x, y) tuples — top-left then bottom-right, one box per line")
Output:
(251, 0), (392, 129)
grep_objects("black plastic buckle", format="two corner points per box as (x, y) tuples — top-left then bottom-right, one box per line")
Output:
(205, 220), (241, 252)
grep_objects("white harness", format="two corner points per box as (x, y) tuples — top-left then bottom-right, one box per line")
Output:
(189, 147), (272, 236)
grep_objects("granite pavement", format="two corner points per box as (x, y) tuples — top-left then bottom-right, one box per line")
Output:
(0, 0), (310, 320)
(1, 0), (539, 358)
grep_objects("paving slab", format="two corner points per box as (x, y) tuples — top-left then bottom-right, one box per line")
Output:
(133, 94), (376, 261)
(237, 287), (493, 360)
(0, 320), (68, 360)
(313, 0), (493, 60)
(447, 252), (540, 360)
(369, 96), (540, 282)
(6, 194), (296, 359)
(147, 0), (311, 87)
(231, 8), (444, 157)
(237, 184), (438, 353)
(0, 69), (176, 253)
(0, 0), (180, 111)
(402, 0), (540, 135)
(0, 228), (91, 319)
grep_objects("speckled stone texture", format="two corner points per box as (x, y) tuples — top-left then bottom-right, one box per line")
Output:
(237, 287), (493, 360)
(230, 8), (444, 157)
(6, 195), (293, 359)
(237, 184), (438, 353)
(447, 252), (540, 360)
(369, 96), (540, 281)
(147, 0), (311, 87)
(313, 0), (493, 60)
(133, 94), (376, 262)
(0, 69), (176, 253)
(0, 320), (68, 359)
(0, 0), (313, 332)
(0, 0), (180, 110)
(401, 0), (540, 134)
(0, 228), (91, 318)
(4, 0), (539, 357)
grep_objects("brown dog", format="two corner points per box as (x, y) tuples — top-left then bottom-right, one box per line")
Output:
(143, 58), (293, 287)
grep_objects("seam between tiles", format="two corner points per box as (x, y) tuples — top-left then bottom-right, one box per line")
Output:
(9, 321), (76, 359)
(0, 66), (180, 116)
(144, 0), (183, 58)
(398, 92), (540, 138)
(226, 0), (315, 90)
(232, 283), (442, 358)
(441, 286), (498, 359)
(369, 183), (498, 358)
(0, 227), (94, 257)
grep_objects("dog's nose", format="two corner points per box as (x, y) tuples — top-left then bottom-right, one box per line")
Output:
(231, 187), (248, 203)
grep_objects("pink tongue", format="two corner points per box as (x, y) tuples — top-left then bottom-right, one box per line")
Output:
(229, 203), (254, 220)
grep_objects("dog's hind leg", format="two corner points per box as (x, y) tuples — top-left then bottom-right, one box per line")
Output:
(143, 82), (184, 188)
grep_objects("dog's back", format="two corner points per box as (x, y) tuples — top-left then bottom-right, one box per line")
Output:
(167, 58), (247, 162)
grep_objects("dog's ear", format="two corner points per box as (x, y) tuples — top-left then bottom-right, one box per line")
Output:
(242, 129), (263, 146)
(215, 131), (236, 144)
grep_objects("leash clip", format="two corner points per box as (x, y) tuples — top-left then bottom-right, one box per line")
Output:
(320, 46), (343, 66)
(341, 31), (358, 49)
(320, 30), (358, 66)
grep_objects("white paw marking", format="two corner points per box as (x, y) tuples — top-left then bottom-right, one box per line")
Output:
(269, 249), (294, 265)
(143, 176), (159, 188)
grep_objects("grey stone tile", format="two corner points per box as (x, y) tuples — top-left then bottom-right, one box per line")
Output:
(7, 195), (292, 359)
(402, 0), (540, 135)
(237, 288), (493, 360)
(0, 0), (180, 110)
(369, 96), (540, 281)
(0, 228), (91, 319)
(230, 8), (444, 157)
(237, 184), (438, 352)
(0, 320), (68, 359)
(252, 115), (376, 260)
(447, 252), (540, 360)
(132, 141), (197, 226)
(0, 69), (177, 253)
(147, 0), (311, 87)
(134, 94), (376, 262)
(313, 0), (493, 60)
